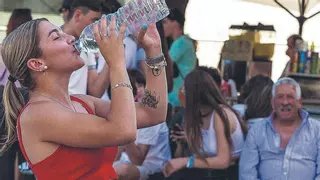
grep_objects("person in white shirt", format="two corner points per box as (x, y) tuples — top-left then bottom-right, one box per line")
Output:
(68, 52), (96, 95)
(227, 79), (237, 98)
(61, 0), (110, 97)
(96, 38), (146, 101)
(222, 66), (238, 99)
(58, 0), (73, 23)
(96, 1), (147, 101)
(113, 70), (171, 180)
(114, 123), (171, 180)
(124, 36), (146, 69)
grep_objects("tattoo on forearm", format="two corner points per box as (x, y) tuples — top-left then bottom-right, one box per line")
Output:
(141, 89), (159, 108)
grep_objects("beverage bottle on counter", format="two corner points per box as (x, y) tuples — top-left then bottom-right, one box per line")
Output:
(306, 42), (315, 74)
(311, 52), (319, 74)
(298, 42), (308, 73)
(298, 51), (306, 73)
(305, 56), (311, 74)
(291, 51), (299, 73)
(311, 41), (315, 52)
(75, 0), (169, 53)
(291, 39), (302, 73)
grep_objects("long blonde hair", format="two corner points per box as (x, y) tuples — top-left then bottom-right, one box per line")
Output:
(0, 18), (46, 152)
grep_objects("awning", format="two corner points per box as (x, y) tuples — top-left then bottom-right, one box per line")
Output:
(243, 0), (320, 12)
(241, 0), (320, 35)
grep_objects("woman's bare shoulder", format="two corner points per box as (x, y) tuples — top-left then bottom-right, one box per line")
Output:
(19, 101), (69, 128)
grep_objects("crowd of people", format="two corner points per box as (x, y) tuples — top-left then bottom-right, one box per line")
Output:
(0, 0), (320, 180)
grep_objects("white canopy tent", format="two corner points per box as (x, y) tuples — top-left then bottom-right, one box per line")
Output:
(243, 0), (320, 12)
(241, 0), (320, 35)
(184, 0), (320, 80)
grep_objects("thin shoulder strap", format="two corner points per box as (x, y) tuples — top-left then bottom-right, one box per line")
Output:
(210, 111), (215, 131)
(70, 96), (94, 115)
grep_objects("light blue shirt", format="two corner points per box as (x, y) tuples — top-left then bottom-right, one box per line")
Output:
(239, 110), (320, 180)
(232, 104), (247, 118)
(168, 35), (196, 107)
(247, 118), (266, 129)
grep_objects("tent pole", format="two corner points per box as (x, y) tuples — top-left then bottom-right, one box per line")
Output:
(274, 0), (296, 18)
(274, 0), (318, 36)
(298, 16), (306, 36)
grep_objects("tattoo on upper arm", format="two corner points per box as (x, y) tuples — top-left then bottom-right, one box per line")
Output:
(141, 89), (159, 108)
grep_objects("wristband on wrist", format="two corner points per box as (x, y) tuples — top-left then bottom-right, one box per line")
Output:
(144, 60), (167, 69)
(144, 53), (167, 76)
(88, 65), (97, 70)
(186, 155), (195, 168)
(144, 60), (167, 76)
(146, 53), (165, 65)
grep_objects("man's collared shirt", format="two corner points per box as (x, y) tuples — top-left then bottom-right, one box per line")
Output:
(240, 110), (320, 180)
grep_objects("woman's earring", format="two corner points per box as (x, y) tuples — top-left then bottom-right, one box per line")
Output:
(41, 66), (48, 76)
(41, 65), (48, 72)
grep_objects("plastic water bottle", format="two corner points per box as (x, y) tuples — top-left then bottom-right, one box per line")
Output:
(75, 0), (170, 53)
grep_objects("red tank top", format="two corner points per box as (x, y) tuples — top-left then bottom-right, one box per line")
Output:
(17, 96), (118, 180)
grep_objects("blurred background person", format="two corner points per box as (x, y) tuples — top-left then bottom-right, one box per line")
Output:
(61, 0), (111, 98)
(0, 8), (32, 86)
(234, 75), (274, 128)
(163, 69), (246, 180)
(100, 0), (146, 102)
(113, 69), (171, 180)
(163, 8), (197, 107)
(281, 34), (303, 77)
(6, 8), (32, 36)
(101, 0), (146, 70)
(169, 66), (222, 158)
(0, 8), (34, 180)
(58, 0), (74, 23)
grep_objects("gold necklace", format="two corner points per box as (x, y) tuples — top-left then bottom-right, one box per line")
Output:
(32, 92), (77, 112)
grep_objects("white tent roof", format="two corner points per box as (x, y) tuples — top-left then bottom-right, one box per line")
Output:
(243, 0), (320, 13)
(241, 0), (320, 35)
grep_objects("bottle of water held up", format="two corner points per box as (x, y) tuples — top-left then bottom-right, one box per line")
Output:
(75, 0), (170, 53)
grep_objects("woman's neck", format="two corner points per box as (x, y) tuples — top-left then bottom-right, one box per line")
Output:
(200, 107), (214, 130)
(172, 30), (183, 40)
(31, 73), (71, 104)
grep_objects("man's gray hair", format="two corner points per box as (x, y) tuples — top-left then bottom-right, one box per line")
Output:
(272, 77), (301, 99)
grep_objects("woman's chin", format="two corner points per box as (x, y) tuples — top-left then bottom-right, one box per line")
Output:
(75, 62), (85, 70)
(77, 56), (86, 64)
(71, 58), (85, 71)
